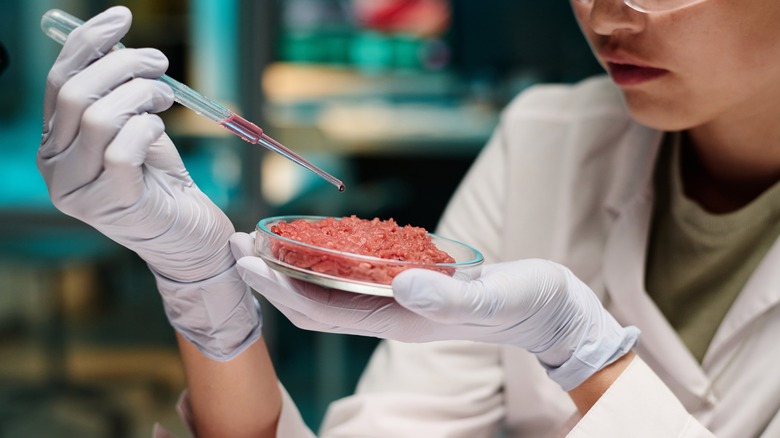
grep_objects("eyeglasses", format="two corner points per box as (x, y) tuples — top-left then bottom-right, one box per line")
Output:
(574, 0), (709, 13)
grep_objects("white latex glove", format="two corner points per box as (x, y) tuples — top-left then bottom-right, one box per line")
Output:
(231, 231), (638, 390)
(37, 6), (260, 361)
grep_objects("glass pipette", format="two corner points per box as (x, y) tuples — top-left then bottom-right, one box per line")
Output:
(40, 8), (345, 192)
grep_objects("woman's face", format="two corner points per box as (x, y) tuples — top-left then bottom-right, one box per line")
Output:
(571, 0), (780, 131)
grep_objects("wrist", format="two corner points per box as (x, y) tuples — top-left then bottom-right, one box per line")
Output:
(532, 265), (640, 391)
(543, 322), (639, 391)
(568, 351), (636, 414)
(128, 187), (237, 283)
(153, 264), (263, 361)
(142, 234), (237, 284)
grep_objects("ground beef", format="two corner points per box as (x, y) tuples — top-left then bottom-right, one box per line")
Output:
(271, 215), (455, 284)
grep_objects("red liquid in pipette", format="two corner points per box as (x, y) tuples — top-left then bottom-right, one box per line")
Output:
(219, 114), (345, 192)
(220, 113), (263, 144)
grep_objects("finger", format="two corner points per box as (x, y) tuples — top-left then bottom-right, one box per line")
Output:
(236, 255), (336, 306)
(264, 293), (402, 338)
(100, 113), (168, 207)
(229, 232), (256, 260)
(39, 78), (172, 201)
(394, 260), (567, 326)
(236, 256), (404, 331)
(40, 112), (166, 220)
(263, 286), (442, 342)
(392, 267), (519, 326)
(392, 268), (475, 324)
(41, 48), (169, 158)
(237, 255), (386, 311)
(44, 6), (132, 126)
(145, 133), (192, 185)
(76, 78), (172, 184)
(261, 298), (340, 333)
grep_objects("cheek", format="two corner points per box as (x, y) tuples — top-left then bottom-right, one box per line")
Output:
(726, 22), (780, 83)
(675, 5), (780, 86)
(657, 11), (780, 127)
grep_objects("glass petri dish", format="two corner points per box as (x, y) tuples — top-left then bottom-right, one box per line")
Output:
(255, 215), (484, 297)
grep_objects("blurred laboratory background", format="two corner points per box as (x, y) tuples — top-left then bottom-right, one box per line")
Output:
(0, 0), (602, 436)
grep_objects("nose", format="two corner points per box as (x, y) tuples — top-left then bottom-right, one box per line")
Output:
(587, 0), (645, 35)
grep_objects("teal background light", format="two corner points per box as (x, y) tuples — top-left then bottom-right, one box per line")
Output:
(190, 0), (238, 106)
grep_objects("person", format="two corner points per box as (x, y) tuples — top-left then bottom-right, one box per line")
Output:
(36, 0), (780, 436)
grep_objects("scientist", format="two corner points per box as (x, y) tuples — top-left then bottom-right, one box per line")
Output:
(38, 0), (780, 436)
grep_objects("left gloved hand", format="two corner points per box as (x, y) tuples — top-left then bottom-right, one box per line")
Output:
(37, 6), (260, 361)
(230, 231), (638, 390)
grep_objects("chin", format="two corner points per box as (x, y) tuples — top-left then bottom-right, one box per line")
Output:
(622, 94), (700, 132)
(628, 110), (692, 131)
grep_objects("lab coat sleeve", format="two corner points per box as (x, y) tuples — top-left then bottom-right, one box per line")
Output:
(276, 383), (319, 438)
(319, 340), (506, 437)
(434, 117), (509, 264)
(566, 355), (715, 438)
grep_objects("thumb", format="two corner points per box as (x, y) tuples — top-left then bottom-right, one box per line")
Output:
(392, 269), (486, 325)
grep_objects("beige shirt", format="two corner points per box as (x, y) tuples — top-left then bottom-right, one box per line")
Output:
(646, 134), (780, 362)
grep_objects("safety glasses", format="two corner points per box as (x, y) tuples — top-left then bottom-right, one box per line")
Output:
(574, 0), (709, 13)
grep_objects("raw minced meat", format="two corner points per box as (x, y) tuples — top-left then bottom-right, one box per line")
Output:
(271, 215), (455, 284)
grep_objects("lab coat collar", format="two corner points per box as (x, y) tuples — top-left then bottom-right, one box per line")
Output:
(705, 232), (780, 367)
(601, 126), (718, 408)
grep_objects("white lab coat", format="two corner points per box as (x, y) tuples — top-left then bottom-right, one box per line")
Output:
(158, 76), (780, 437)
(306, 76), (780, 437)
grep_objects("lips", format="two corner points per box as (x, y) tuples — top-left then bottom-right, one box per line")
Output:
(599, 46), (669, 86)
(607, 62), (668, 86)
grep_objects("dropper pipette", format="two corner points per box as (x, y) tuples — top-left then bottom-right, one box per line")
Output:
(40, 8), (345, 192)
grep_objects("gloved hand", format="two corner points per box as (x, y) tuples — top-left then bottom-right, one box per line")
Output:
(231, 231), (638, 390)
(37, 6), (260, 361)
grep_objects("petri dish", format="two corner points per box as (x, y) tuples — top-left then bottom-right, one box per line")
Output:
(255, 215), (484, 297)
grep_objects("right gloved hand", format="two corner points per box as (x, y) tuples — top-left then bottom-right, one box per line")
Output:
(231, 231), (639, 391)
(37, 6), (261, 361)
